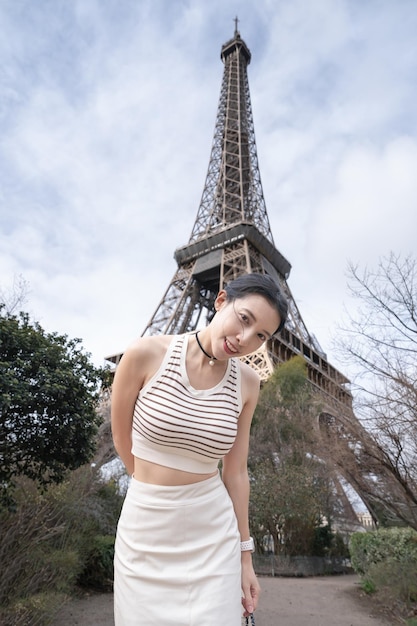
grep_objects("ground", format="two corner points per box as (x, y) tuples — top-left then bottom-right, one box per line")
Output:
(51, 574), (400, 625)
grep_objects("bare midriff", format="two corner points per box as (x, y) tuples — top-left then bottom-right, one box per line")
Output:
(133, 457), (218, 486)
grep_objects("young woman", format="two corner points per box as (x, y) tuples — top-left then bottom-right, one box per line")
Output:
(111, 273), (288, 625)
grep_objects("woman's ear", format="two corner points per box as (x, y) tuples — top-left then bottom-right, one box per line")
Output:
(214, 290), (228, 311)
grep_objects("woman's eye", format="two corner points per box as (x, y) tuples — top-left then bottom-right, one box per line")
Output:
(258, 333), (266, 341)
(240, 313), (249, 323)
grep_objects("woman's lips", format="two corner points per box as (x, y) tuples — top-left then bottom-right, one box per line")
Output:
(223, 338), (238, 356)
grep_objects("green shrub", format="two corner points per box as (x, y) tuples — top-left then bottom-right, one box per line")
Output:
(0, 478), (83, 607)
(350, 527), (417, 608)
(349, 532), (370, 574)
(329, 532), (350, 558)
(0, 466), (123, 624)
(366, 558), (417, 605)
(0, 592), (66, 626)
(78, 534), (115, 591)
(36, 548), (82, 594)
(360, 578), (376, 594)
(311, 525), (332, 556)
(349, 527), (417, 575)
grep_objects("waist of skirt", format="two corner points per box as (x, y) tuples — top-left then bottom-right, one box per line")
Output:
(127, 469), (225, 507)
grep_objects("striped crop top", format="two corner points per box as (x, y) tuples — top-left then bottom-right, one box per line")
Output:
(131, 333), (242, 473)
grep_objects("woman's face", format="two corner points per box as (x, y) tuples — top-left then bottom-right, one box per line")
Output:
(210, 292), (281, 360)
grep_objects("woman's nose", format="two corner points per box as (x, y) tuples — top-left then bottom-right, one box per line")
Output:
(237, 328), (252, 346)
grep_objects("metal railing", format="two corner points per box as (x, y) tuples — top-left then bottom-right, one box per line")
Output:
(253, 554), (352, 577)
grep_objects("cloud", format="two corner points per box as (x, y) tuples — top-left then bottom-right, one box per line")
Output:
(0, 0), (416, 374)
(312, 137), (417, 261)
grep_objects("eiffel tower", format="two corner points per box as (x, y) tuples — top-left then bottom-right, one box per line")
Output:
(114, 24), (352, 409)
(106, 24), (406, 528)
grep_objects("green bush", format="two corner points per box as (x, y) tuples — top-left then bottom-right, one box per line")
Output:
(0, 466), (124, 624)
(0, 592), (67, 626)
(329, 532), (350, 558)
(349, 532), (370, 575)
(349, 527), (417, 575)
(367, 559), (417, 604)
(350, 527), (417, 607)
(0, 479), (84, 608)
(78, 534), (115, 591)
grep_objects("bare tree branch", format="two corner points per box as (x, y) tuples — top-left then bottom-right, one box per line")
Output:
(334, 252), (417, 529)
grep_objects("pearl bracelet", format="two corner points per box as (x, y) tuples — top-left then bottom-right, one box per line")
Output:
(240, 537), (255, 552)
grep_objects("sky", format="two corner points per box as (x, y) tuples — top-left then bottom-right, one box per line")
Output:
(1, 0), (416, 379)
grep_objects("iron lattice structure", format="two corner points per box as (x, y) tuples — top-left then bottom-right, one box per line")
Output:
(108, 29), (352, 424)
(125, 29), (352, 413)
(107, 27), (407, 527)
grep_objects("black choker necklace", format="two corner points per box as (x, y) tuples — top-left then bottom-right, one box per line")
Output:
(195, 332), (216, 366)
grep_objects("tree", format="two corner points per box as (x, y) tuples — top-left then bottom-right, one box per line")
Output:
(0, 306), (107, 495)
(0, 274), (29, 315)
(250, 356), (317, 461)
(335, 252), (417, 529)
(249, 357), (338, 555)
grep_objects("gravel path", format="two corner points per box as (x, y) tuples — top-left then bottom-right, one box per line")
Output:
(51, 574), (395, 625)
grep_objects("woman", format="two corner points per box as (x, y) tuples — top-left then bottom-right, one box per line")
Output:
(111, 273), (288, 625)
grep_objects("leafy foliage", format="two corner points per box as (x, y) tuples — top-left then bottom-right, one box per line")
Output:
(0, 468), (124, 625)
(349, 527), (417, 575)
(350, 528), (417, 608)
(250, 356), (316, 457)
(0, 307), (107, 492)
(78, 534), (116, 591)
(249, 356), (342, 556)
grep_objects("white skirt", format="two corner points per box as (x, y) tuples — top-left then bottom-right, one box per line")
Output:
(114, 471), (242, 625)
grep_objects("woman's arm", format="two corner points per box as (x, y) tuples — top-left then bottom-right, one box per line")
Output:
(222, 364), (261, 617)
(111, 346), (141, 475)
(111, 335), (170, 474)
(111, 338), (154, 475)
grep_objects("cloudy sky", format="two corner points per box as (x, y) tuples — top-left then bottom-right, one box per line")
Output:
(1, 0), (416, 379)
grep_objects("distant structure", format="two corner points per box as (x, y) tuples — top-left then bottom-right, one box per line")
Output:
(356, 512), (377, 530)
(106, 26), (402, 529)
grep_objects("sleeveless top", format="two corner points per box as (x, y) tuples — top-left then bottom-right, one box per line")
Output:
(131, 333), (243, 473)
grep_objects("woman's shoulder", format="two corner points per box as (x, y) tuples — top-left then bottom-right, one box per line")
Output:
(116, 335), (179, 389)
(238, 360), (261, 391)
(127, 333), (173, 352)
(123, 334), (175, 362)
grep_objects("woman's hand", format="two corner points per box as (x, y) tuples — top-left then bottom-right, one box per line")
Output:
(241, 556), (261, 617)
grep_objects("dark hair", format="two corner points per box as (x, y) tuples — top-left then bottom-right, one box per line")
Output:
(224, 273), (288, 334)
